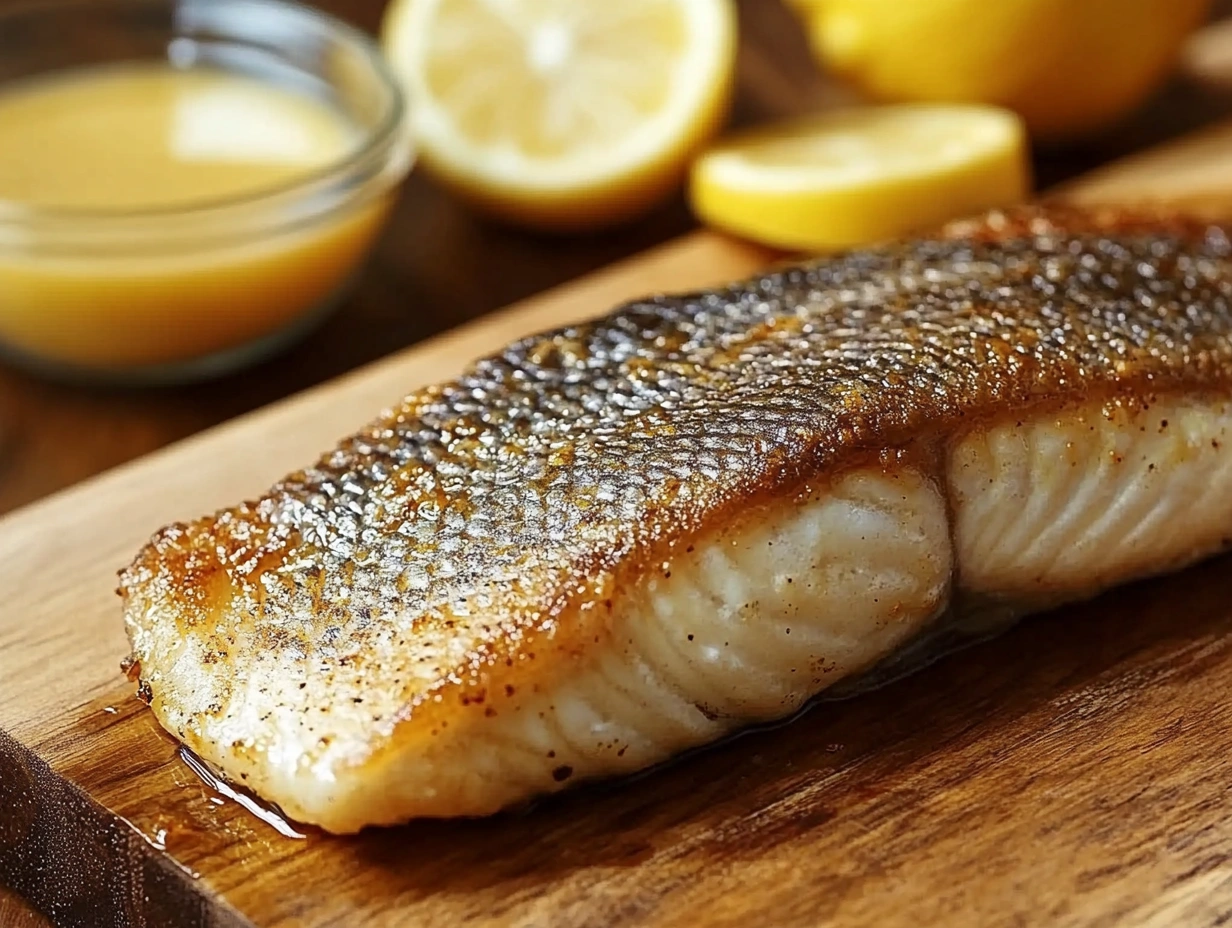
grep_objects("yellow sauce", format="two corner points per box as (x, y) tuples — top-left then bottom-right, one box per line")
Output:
(0, 64), (394, 375)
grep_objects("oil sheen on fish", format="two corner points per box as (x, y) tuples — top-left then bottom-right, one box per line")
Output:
(120, 207), (1232, 833)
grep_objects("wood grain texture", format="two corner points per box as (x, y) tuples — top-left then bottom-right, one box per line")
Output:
(6, 114), (1232, 926)
(7, 5), (1232, 926)
(0, 887), (52, 928)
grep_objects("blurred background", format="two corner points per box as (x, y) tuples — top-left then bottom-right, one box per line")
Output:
(2, 0), (1232, 518)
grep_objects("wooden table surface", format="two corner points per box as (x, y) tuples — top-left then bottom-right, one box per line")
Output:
(7, 1), (1232, 925)
(3, 0), (1232, 519)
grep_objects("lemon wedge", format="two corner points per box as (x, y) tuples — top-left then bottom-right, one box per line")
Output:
(689, 105), (1030, 252)
(381, 0), (736, 231)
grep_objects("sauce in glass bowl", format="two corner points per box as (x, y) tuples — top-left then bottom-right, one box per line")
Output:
(0, 0), (412, 383)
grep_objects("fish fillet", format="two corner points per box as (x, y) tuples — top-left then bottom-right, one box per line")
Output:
(120, 207), (1232, 833)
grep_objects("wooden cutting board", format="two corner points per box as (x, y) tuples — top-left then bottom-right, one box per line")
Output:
(6, 124), (1232, 928)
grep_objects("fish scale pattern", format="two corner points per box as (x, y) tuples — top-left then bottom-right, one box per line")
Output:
(123, 209), (1232, 722)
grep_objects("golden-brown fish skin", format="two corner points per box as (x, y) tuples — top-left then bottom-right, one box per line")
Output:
(120, 207), (1232, 830)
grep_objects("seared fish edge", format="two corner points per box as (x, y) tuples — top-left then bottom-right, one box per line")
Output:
(121, 208), (1232, 832)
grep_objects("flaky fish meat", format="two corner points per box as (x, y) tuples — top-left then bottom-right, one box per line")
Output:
(121, 208), (1232, 833)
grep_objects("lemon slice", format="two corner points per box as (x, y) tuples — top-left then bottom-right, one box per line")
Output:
(381, 0), (737, 231)
(689, 105), (1030, 252)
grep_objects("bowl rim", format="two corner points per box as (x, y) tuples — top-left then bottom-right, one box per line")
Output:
(0, 0), (410, 233)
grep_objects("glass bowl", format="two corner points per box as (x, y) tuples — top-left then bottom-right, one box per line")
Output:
(0, 0), (412, 384)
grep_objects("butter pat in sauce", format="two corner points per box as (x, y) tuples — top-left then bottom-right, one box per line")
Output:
(0, 63), (400, 378)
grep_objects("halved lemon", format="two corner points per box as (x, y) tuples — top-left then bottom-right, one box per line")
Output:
(793, 0), (1210, 143)
(381, 0), (737, 231)
(689, 105), (1031, 252)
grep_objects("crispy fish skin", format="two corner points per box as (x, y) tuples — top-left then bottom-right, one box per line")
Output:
(121, 208), (1232, 832)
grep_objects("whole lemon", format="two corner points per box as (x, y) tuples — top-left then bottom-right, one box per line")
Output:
(794, 0), (1210, 142)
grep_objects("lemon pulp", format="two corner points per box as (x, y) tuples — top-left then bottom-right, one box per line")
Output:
(382, 0), (736, 230)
